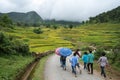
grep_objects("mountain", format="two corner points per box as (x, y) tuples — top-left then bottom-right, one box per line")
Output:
(0, 11), (43, 25)
(89, 6), (120, 23)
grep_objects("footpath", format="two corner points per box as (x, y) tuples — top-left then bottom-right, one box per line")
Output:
(44, 54), (107, 80)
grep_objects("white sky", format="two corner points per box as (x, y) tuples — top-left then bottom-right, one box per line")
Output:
(0, 0), (120, 22)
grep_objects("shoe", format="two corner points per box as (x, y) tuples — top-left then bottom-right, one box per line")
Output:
(88, 72), (91, 74)
(75, 75), (77, 77)
(104, 77), (107, 80)
(64, 67), (66, 70)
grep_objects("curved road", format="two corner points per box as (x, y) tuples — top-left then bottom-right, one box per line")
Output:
(44, 54), (105, 80)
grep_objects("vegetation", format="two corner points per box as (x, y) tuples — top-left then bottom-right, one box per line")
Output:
(0, 32), (30, 55)
(31, 55), (51, 80)
(33, 28), (43, 34)
(0, 5), (120, 79)
(0, 11), (43, 26)
(0, 55), (33, 80)
(89, 6), (120, 23)
(0, 15), (13, 28)
(0, 15), (34, 80)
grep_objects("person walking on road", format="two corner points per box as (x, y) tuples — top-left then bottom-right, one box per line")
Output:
(69, 53), (79, 77)
(60, 56), (67, 70)
(97, 52), (108, 78)
(74, 49), (82, 73)
(74, 49), (81, 58)
(87, 50), (94, 74)
(82, 52), (88, 70)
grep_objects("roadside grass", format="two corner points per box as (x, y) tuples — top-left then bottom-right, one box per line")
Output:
(31, 54), (52, 80)
(0, 55), (34, 80)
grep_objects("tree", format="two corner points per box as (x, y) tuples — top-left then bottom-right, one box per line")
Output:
(0, 14), (13, 28)
(69, 24), (73, 29)
(0, 32), (30, 55)
(53, 25), (57, 29)
(33, 28), (43, 34)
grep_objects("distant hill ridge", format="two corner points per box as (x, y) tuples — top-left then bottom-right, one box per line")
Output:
(0, 11), (80, 25)
(89, 6), (120, 23)
(0, 11), (43, 25)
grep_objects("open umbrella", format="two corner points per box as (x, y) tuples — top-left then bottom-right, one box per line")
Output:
(59, 47), (72, 56)
(55, 47), (62, 55)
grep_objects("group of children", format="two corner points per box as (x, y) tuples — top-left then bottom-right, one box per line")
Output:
(60, 49), (109, 78)
(60, 49), (81, 77)
(82, 50), (108, 78)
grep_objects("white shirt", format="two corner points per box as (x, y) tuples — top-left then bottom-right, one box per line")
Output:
(98, 56), (108, 67)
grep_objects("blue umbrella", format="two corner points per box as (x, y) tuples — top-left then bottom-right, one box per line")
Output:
(59, 47), (72, 56)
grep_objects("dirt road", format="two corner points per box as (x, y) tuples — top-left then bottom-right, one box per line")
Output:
(44, 54), (105, 80)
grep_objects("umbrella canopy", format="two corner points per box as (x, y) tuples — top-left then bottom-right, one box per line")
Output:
(59, 47), (72, 56)
(55, 47), (61, 55)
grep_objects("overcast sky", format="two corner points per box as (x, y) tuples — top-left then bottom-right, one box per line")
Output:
(0, 0), (120, 22)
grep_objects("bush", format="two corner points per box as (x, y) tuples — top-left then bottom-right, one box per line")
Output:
(111, 42), (120, 66)
(94, 48), (104, 60)
(33, 28), (43, 34)
(0, 14), (13, 28)
(0, 32), (30, 56)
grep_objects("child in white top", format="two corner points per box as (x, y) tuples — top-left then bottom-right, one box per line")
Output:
(97, 52), (108, 78)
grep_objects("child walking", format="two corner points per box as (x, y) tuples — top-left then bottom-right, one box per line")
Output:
(82, 52), (88, 70)
(69, 53), (79, 77)
(97, 52), (108, 78)
(74, 49), (82, 73)
(60, 55), (67, 70)
(87, 50), (94, 74)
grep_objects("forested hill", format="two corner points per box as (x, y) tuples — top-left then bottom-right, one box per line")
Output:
(89, 6), (120, 23)
(0, 11), (43, 25)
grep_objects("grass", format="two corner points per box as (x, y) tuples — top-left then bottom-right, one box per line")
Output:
(0, 55), (34, 80)
(2, 23), (120, 52)
(4, 27), (73, 52)
(31, 54), (52, 80)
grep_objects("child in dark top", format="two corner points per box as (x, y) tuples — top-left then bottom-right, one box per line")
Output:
(61, 56), (67, 70)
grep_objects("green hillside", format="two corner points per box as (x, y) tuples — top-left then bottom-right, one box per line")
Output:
(1, 23), (119, 52)
(89, 6), (120, 23)
(0, 11), (43, 25)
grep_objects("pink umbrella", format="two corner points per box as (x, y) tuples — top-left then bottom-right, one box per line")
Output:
(55, 47), (62, 56)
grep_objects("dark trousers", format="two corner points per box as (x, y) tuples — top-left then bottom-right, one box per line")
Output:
(76, 63), (80, 68)
(72, 66), (76, 75)
(62, 60), (66, 69)
(87, 63), (93, 74)
(101, 66), (106, 77)
(84, 62), (87, 69)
